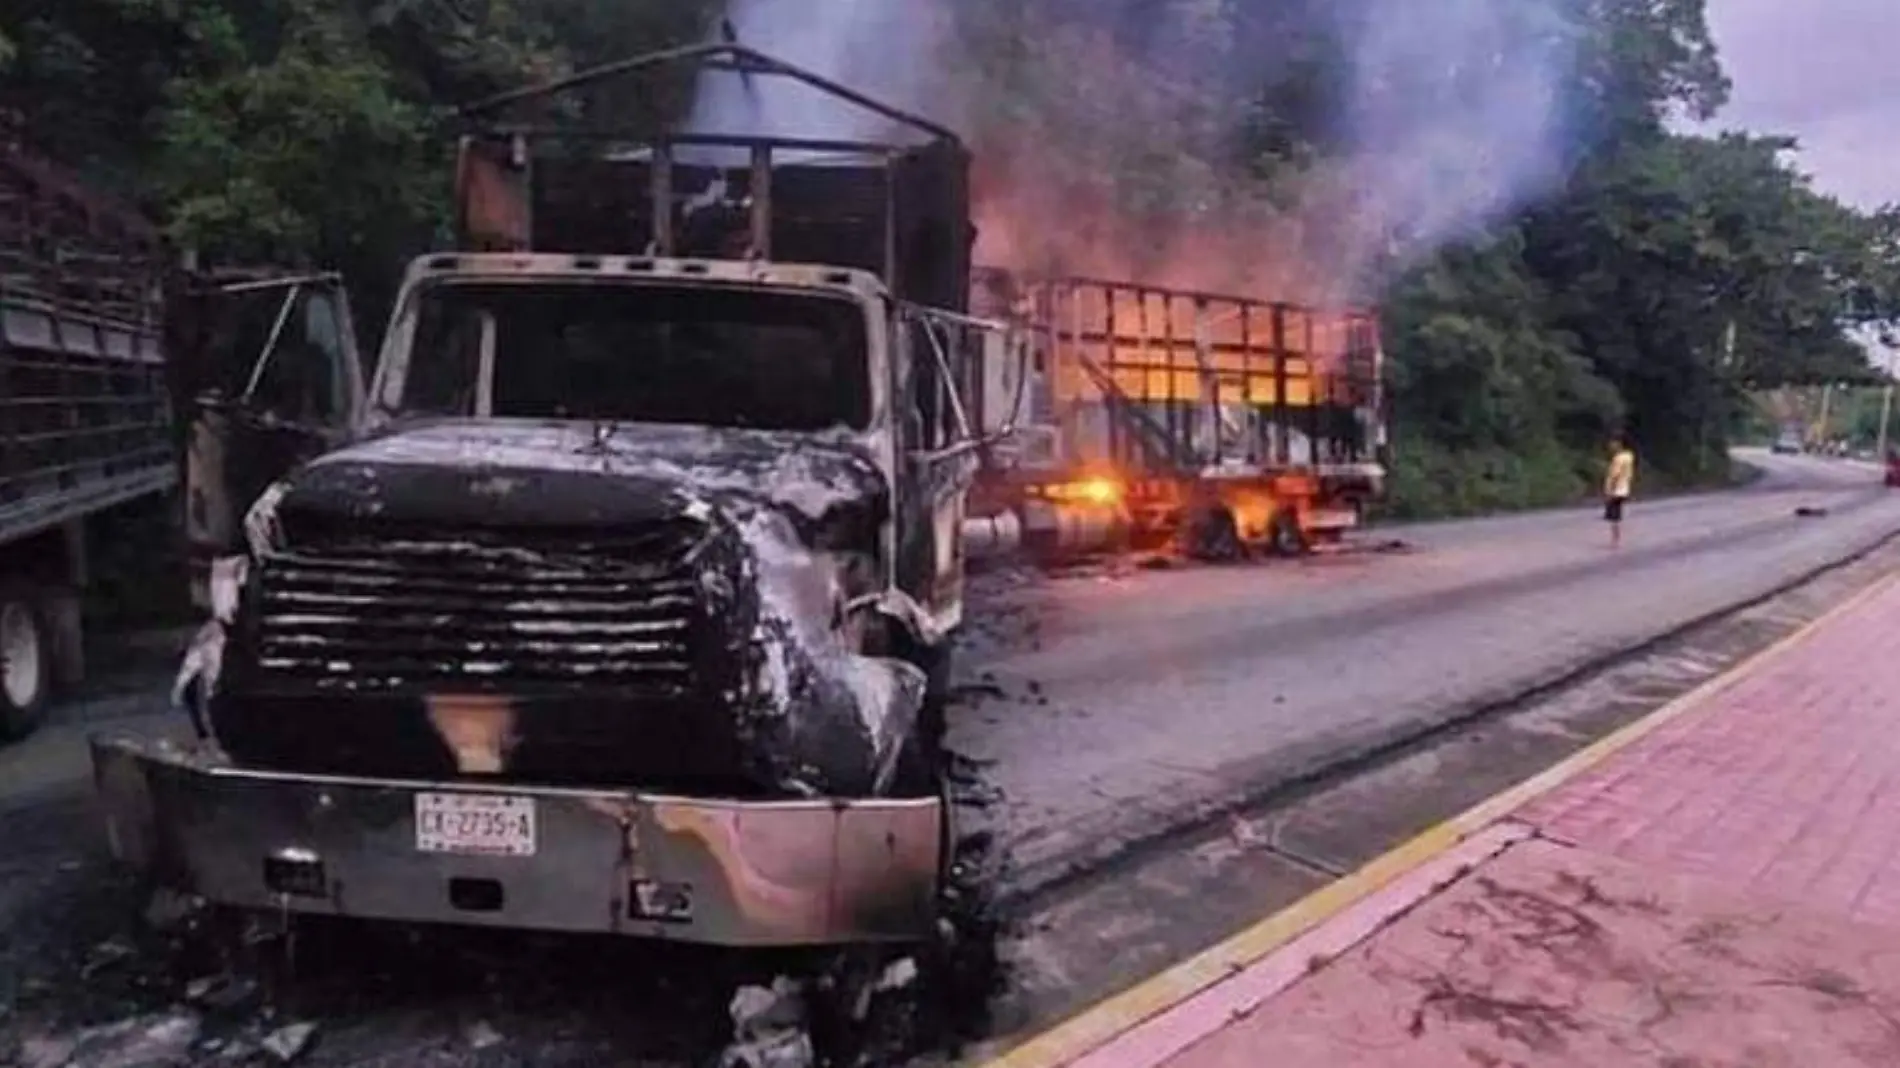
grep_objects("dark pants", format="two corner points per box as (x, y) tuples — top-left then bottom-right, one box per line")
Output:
(1604, 496), (1627, 522)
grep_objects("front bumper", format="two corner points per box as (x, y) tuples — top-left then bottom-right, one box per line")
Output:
(90, 734), (943, 947)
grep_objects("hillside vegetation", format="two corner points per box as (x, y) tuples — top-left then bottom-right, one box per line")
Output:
(6, 0), (1900, 519)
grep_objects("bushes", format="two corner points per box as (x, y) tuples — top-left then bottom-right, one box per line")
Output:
(1381, 438), (1589, 520)
(1380, 436), (1749, 522)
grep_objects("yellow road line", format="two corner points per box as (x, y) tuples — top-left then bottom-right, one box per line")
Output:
(977, 568), (1900, 1068)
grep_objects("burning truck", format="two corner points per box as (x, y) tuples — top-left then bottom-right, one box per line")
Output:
(965, 271), (1386, 561)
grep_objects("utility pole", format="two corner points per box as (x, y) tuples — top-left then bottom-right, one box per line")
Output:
(1817, 381), (1834, 450)
(1878, 347), (1896, 461)
(1708, 319), (1735, 465)
(1725, 319), (1740, 461)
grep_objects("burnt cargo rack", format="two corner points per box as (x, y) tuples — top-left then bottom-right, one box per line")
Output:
(967, 268), (1388, 558)
(976, 271), (1384, 474)
(450, 42), (973, 312)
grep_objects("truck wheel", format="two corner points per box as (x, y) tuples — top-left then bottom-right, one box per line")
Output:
(0, 589), (49, 739)
(848, 751), (1008, 1064)
(925, 752), (1008, 1050)
(1266, 509), (1308, 558)
(893, 629), (953, 747)
(1183, 504), (1245, 562)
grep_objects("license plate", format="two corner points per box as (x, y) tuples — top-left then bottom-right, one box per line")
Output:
(414, 792), (536, 857)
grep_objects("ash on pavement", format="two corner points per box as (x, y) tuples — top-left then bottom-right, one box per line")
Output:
(0, 800), (762, 1068)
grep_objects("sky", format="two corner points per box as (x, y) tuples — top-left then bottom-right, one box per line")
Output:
(1703, 0), (1899, 209)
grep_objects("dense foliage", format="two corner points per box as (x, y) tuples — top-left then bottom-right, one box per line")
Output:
(5, 0), (1898, 519)
(1, 0), (720, 330)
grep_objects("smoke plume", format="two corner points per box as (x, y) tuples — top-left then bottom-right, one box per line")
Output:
(1318, 0), (1577, 288)
(687, 0), (949, 143)
(696, 0), (1582, 304)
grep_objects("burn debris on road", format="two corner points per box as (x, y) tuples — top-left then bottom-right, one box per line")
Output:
(260, 1021), (318, 1063)
(950, 679), (1008, 705)
(18, 1010), (201, 1068)
(4, 731), (1015, 1068)
(4, 875), (737, 1066)
(720, 979), (814, 1068)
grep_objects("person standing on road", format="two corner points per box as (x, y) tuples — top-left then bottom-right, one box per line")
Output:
(1603, 435), (1636, 549)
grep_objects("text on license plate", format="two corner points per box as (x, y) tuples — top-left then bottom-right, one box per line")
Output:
(414, 792), (537, 857)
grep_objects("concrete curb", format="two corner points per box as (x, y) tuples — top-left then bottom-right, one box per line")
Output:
(977, 567), (1900, 1068)
(1066, 822), (1536, 1068)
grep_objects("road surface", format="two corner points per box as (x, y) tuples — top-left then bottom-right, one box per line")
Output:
(4, 449), (1897, 1067)
(953, 449), (1900, 897)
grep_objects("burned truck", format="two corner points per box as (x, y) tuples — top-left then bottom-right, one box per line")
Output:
(91, 44), (1013, 1006)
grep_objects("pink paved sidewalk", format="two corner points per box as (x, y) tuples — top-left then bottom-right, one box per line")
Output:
(1089, 574), (1900, 1068)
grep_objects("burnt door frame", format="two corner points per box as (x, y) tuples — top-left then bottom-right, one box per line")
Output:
(890, 305), (978, 635)
(167, 273), (366, 605)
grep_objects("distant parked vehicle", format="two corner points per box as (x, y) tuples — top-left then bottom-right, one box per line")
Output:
(1771, 431), (1803, 455)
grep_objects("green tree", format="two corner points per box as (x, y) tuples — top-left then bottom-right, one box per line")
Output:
(1381, 230), (1623, 514)
(1523, 133), (1878, 477)
(2, 0), (718, 307)
(1376, 0), (1881, 505)
(8, 0), (1893, 522)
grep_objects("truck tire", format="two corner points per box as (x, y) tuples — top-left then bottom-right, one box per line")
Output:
(913, 637), (953, 723)
(1266, 509), (1308, 558)
(0, 588), (50, 739)
(810, 628), (1002, 1067)
(890, 629), (954, 796)
(1183, 504), (1245, 562)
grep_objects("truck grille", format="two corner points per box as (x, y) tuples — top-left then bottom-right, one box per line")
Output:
(247, 521), (716, 692)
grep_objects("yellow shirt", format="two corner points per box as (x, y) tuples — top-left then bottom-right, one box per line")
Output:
(1604, 449), (1635, 499)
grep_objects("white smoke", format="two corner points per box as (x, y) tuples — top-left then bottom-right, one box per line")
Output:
(686, 0), (1584, 295)
(688, 0), (948, 142)
(1316, 0), (1580, 280)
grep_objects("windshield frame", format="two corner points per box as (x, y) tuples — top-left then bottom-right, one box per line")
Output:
(369, 273), (883, 433)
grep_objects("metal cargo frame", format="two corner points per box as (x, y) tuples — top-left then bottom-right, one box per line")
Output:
(980, 271), (1383, 479)
(452, 43), (973, 312)
(0, 142), (172, 546)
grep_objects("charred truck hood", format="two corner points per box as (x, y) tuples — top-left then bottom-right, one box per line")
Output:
(207, 420), (923, 800)
(273, 421), (889, 537)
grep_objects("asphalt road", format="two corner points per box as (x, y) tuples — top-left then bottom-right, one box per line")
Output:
(5, 449), (1899, 1068)
(952, 449), (1900, 897)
